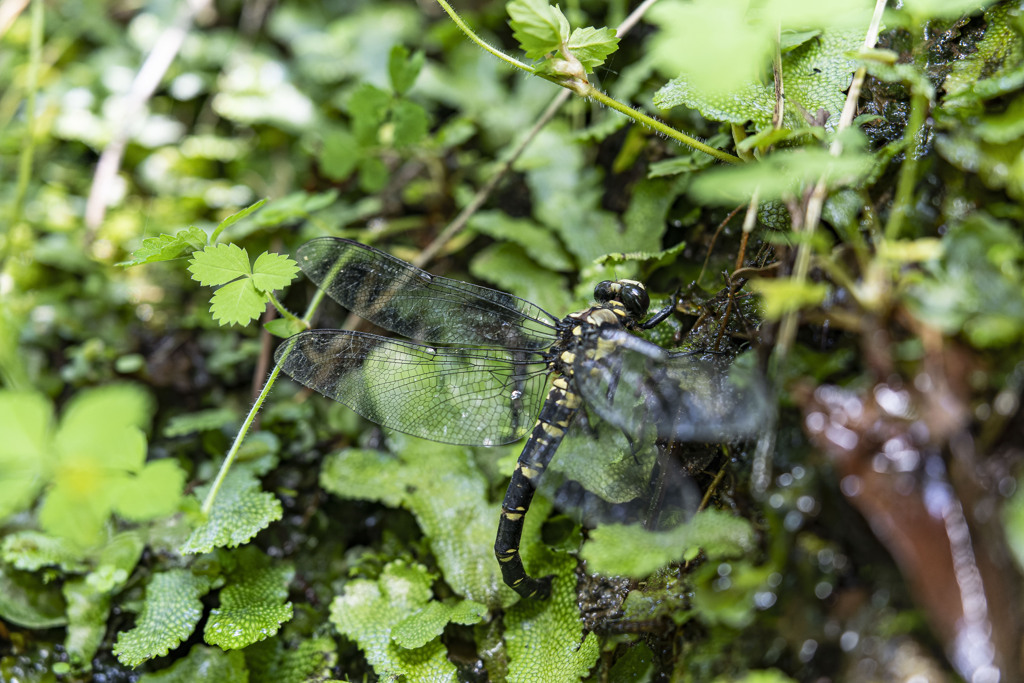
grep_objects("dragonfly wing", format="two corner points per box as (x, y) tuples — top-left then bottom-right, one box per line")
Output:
(295, 238), (559, 348)
(572, 329), (772, 443)
(276, 330), (550, 446)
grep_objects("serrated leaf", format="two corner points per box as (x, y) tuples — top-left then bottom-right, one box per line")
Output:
(188, 244), (252, 287)
(138, 645), (248, 683)
(180, 465), (283, 554)
(210, 198), (268, 243)
(389, 44), (425, 95)
(349, 82), (392, 143)
(209, 279), (266, 326)
(118, 227), (210, 267)
(113, 459), (186, 521)
(330, 561), (459, 681)
(205, 556), (293, 649)
(566, 26), (619, 72)
(508, 0), (571, 59)
(581, 509), (754, 577)
(250, 252), (300, 293)
(113, 570), (214, 668)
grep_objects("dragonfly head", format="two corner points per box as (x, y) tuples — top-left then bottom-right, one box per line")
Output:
(594, 279), (650, 319)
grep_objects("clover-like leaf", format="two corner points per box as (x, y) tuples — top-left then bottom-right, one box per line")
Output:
(189, 244), (298, 326)
(389, 44), (425, 95)
(188, 243), (252, 286)
(180, 461), (283, 554)
(205, 557), (293, 650)
(250, 251), (300, 293)
(113, 459), (186, 522)
(209, 278), (266, 326)
(113, 569), (214, 668)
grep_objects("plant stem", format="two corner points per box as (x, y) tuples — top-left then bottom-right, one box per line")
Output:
(584, 86), (741, 164)
(8, 0), (43, 246)
(884, 86), (929, 240)
(201, 359), (284, 515)
(433, 0), (532, 73)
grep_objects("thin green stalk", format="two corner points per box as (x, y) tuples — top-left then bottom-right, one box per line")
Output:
(7, 0), (43, 248)
(585, 86), (741, 164)
(201, 359), (286, 515)
(434, 0), (532, 72)
(884, 87), (929, 240)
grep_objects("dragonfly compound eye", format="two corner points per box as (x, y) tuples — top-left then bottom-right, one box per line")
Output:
(593, 280), (616, 304)
(620, 282), (650, 317)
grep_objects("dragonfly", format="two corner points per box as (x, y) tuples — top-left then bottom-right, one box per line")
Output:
(275, 237), (768, 599)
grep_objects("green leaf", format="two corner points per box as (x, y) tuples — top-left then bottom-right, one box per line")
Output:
(320, 129), (361, 181)
(243, 635), (337, 683)
(113, 569), (214, 668)
(264, 317), (306, 339)
(330, 561), (459, 680)
(180, 462), (283, 554)
(250, 190), (340, 227)
(468, 210), (574, 272)
(748, 279), (829, 320)
(163, 408), (239, 437)
(469, 242), (574, 316)
(507, 0), (571, 59)
(0, 562), (67, 629)
(1, 530), (88, 572)
(349, 82), (392, 143)
(250, 251), (300, 293)
(138, 645), (248, 683)
(392, 99), (430, 148)
(504, 502), (601, 683)
(389, 44), (425, 95)
(391, 599), (487, 649)
(205, 553), (293, 649)
(566, 26), (619, 73)
(209, 278), (266, 326)
(688, 142), (875, 205)
(210, 198), (269, 243)
(64, 576), (112, 665)
(581, 509), (755, 577)
(188, 243), (252, 287)
(321, 442), (509, 605)
(113, 459), (186, 521)
(118, 227), (210, 267)
(0, 390), (53, 520)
